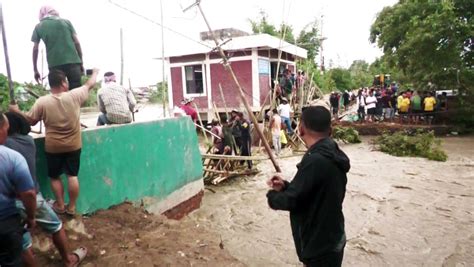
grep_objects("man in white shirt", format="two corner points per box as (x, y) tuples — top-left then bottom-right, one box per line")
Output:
(365, 90), (378, 122)
(278, 98), (293, 135)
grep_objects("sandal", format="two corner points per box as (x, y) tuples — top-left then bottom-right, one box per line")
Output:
(47, 199), (66, 214)
(71, 247), (87, 267)
(65, 205), (76, 216)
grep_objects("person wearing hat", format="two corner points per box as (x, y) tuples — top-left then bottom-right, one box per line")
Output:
(96, 71), (137, 126)
(277, 98), (294, 135)
(180, 98), (197, 123)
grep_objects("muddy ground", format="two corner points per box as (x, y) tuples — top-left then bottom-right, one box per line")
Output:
(33, 136), (473, 266)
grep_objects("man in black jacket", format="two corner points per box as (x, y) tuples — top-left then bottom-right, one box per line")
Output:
(267, 106), (350, 267)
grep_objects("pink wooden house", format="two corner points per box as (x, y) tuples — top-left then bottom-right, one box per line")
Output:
(165, 29), (307, 120)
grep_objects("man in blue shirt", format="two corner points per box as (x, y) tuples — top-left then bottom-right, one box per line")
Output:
(0, 112), (37, 267)
(5, 112), (87, 267)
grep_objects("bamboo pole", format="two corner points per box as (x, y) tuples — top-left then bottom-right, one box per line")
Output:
(194, 122), (221, 140)
(218, 83), (229, 120)
(192, 102), (209, 144)
(195, 3), (281, 172)
(120, 28), (124, 86)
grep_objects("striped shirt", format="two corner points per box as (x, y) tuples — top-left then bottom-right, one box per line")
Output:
(97, 83), (137, 124)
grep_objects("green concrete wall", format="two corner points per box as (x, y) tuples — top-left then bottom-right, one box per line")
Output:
(35, 117), (203, 214)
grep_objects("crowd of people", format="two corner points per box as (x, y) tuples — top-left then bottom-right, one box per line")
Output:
(330, 83), (449, 125)
(0, 5), (352, 267)
(354, 85), (447, 124)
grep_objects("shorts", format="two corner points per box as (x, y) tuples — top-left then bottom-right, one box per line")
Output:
(367, 108), (376, 115)
(0, 215), (23, 267)
(16, 193), (62, 250)
(411, 109), (422, 114)
(50, 63), (83, 90)
(45, 149), (82, 178)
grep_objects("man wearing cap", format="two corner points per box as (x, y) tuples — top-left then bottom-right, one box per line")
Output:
(180, 98), (198, 123)
(97, 72), (137, 126)
(32, 6), (84, 89)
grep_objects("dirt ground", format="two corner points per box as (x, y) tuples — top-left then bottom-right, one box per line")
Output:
(33, 203), (243, 267)
(33, 136), (473, 266)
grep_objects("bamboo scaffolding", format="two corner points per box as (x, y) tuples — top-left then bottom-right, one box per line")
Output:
(192, 3), (281, 172)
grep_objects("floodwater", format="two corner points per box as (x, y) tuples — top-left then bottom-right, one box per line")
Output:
(190, 136), (474, 266)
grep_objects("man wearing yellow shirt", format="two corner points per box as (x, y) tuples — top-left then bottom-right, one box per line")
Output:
(423, 92), (437, 124)
(398, 94), (410, 123)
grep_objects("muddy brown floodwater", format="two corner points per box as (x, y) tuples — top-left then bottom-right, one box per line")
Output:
(190, 136), (474, 266)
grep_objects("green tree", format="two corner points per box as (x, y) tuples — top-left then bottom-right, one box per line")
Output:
(326, 68), (352, 91)
(349, 60), (372, 88)
(370, 0), (474, 127)
(296, 22), (320, 64)
(249, 11), (295, 43)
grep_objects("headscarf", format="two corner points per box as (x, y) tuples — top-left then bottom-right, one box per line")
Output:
(39, 6), (59, 21)
(104, 72), (116, 83)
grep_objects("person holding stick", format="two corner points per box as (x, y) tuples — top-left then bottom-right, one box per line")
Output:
(267, 106), (350, 267)
(10, 69), (99, 217)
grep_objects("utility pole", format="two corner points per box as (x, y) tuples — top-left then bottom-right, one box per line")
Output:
(319, 15), (327, 73)
(120, 28), (124, 86)
(0, 3), (15, 104)
(185, 1), (281, 173)
(160, 0), (166, 117)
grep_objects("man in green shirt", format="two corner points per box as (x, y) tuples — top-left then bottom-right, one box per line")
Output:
(410, 91), (422, 124)
(32, 6), (84, 89)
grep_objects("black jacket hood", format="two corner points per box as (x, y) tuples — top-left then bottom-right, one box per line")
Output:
(307, 137), (351, 173)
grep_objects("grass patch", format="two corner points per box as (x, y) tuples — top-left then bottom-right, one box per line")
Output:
(333, 126), (362, 144)
(374, 130), (447, 161)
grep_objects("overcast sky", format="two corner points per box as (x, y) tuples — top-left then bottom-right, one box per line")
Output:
(0, 0), (397, 87)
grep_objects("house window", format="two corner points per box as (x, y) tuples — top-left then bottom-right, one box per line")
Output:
(184, 65), (204, 94)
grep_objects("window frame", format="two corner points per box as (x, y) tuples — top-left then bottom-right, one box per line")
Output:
(182, 63), (206, 97)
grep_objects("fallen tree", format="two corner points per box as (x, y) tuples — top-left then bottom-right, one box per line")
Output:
(374, 130), (447, 162)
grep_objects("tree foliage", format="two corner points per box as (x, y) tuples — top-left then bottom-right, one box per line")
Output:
(370, 0), (473, 127)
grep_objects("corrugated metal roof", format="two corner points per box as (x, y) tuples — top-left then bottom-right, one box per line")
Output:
(161, 33), (307, 59)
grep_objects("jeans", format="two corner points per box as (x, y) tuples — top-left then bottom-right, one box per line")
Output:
(281, 116), (293, 134)
(240, 136), (252, 169)
(357, 106), (365, 121)
(272, 134), (281, 155)
(97, 113), (110, 126)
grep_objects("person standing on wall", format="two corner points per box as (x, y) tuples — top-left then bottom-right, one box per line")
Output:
(9, 69), (99, 217)
(266, 106), (350, 267)
(32, 6), (84, 89)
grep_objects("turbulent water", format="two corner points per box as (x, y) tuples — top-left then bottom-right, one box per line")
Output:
(191, 137), (474, 266)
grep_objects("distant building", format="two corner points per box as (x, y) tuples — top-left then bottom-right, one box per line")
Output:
(164, 29), (307, 120)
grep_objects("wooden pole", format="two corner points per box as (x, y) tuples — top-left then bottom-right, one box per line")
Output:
(196, 3), (281, 172)
(120, 28), (124, 86)
(160, 0), (166, 118)
(192, 102), (210, 144)
(218, 83), (229, 120)
(194, 122), (221, 140)
(0, 4), (15, 104)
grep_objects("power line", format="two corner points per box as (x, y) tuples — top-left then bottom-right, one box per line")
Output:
(107, 0), (213, 49)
